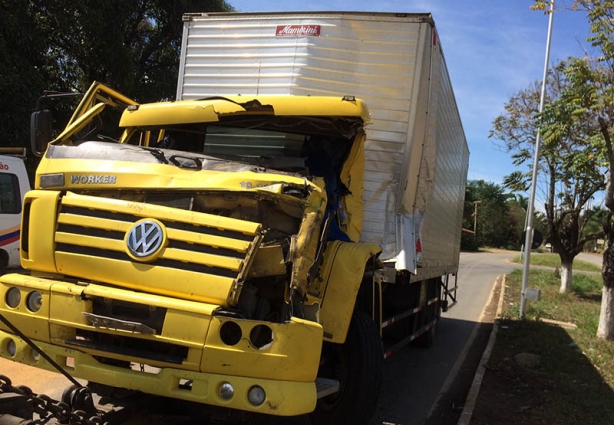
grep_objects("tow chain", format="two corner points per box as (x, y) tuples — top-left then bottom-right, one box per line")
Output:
(0, 374), (108, 425)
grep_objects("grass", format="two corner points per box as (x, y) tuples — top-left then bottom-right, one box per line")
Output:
(501, 269), (604, 332)
(472, 268), (614, 425)
(511, 253), (602, 272)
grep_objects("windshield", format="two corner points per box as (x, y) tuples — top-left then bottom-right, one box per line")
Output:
(119, 118), (357, 175)
(135, 125), (308, 171)
(48, 120), (357, 178)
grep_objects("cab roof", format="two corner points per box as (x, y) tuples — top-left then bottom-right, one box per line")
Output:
(119, 95), (370, 128)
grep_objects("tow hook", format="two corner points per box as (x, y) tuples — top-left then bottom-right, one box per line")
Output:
(61, 385), (97, 417)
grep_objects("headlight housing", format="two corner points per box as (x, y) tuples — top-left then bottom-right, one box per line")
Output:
(6, 287), (21, 308)
(26, 291), (43, 312)
(248, 385), (266, 406)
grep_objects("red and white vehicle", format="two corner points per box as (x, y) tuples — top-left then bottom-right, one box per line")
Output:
(0, 148), (30, 274)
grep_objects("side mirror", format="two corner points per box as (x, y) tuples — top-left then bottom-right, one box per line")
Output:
(30, 110), (52, 157)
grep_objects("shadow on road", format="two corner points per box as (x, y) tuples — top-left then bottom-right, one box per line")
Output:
(374, 317), (482, 425)
(256, 316), (487, 425)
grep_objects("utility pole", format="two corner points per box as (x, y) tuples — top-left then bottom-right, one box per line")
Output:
(473, 200), (482, 235)
(520, 0), (555, 319)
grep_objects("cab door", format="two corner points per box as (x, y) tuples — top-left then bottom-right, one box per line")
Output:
(32, 82), (139, 153)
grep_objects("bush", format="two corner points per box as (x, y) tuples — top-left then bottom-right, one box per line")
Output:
(461, 232), (480, 251)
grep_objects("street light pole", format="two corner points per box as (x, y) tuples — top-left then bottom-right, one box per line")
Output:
(520, 0), (555, 320)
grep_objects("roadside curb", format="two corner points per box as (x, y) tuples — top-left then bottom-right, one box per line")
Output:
(456, 275), (506, 425)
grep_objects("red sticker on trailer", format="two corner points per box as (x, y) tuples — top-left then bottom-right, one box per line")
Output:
(276, 25), (321, 37)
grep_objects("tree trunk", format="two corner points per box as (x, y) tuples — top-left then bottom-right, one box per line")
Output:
(597, 286), (614, 340)
(598, 232), (614, 340)
(559, 261), (573, 293)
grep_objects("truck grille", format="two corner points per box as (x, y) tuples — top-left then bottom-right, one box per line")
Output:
(52, 192), (263, 306)
(69, 329), (189, 364)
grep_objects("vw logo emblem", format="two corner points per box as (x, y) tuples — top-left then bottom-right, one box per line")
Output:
(126, 220), (165, 259)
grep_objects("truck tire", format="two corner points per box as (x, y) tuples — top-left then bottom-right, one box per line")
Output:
(310, 311), (383, 425)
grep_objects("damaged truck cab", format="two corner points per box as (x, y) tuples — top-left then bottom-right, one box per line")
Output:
(2, 83), (383, 419)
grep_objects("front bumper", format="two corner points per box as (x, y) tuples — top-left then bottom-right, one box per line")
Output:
(0, 330), (316, 415)
(0, 273), (323, 416)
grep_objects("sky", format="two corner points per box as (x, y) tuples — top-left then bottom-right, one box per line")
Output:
(227, 0), (594, 188)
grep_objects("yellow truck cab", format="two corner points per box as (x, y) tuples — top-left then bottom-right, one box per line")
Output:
(2, 82), (383, 421)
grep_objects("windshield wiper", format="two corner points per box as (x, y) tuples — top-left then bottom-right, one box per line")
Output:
(169, 154), (202, 169)
(140, 147), (205, 170)
(97, 134), (120, 143)
(141, 147), (169, 164)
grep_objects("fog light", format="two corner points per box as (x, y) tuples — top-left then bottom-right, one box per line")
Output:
(6, 287), (21, 308)
(218, 382), (234, 400)
(31, 349), (40, 362)
(7, 340), (16, 357)
(26, 291), (43, 312)
(248, 385), (266, 406)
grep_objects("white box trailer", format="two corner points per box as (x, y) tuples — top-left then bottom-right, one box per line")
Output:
(177, 11), (469, 285)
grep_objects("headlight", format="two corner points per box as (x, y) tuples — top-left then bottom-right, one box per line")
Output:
(248, 385), (266, 406)
(218, 382), (234, 400)
(26, 291), (43, 312)
(6, 287), (21, 308)
(7, 340), (16, 357)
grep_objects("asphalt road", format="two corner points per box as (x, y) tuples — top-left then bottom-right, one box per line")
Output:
(0, 251), (520, 425)
(368, 251), (520, 425)
(577, 251), (604, 267)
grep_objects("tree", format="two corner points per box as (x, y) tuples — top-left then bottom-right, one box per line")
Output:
(34, 0), (232, 101)
(507, 193), (548, 250)
(460, 181), (541, 252)
(533, 0), (614, 339)
(0, 1), (50, 147)
(491, 60), (605, 293)
(582, 205), (610, 252)
(0, 0), (233, 147)
(462, 180), (518, 249)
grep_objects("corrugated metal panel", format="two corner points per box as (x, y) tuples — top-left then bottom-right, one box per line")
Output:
(178, 12), (468, 277)
(412, 40), (469, 280)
